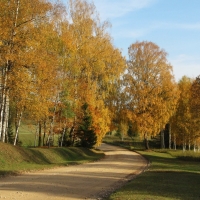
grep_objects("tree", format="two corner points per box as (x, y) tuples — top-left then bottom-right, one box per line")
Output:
(60, 0), (125, 145)
(77, 103), (97, 148)
(0, 0), (60, 144)
(171, 76), (192, 150)
(190, 75), (200, 150)
(123, 41), (178, 149)
(0, 0), (125, 147)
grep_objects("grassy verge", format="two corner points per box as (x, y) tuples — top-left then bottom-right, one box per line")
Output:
(105, 137), (200, 200)
(0, 142), (104, 176)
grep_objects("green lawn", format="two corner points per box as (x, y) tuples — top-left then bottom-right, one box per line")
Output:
(15, 123), (60, 147)
(108, 149), (200, 200)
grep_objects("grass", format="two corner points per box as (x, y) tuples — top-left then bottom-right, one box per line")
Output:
(1, 122), (104, 176)
(0, 142), (104, 176)
(103, 135), (144, 150)
(13, 122), (62, 147)
(105, 136), (200, 200)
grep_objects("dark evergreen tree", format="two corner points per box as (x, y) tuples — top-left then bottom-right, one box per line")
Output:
(77, 103), (97, 148)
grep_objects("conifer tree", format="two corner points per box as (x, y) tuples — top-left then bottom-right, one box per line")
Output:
(77, 103), (97, 148)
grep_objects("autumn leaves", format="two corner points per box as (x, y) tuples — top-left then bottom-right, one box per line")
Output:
(0, 0), (198, 149)
(120, 41), (178, 148)
(171, 76), (200, 150)
(0, 0), (126, 146)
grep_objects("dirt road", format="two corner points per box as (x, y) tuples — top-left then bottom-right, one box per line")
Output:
(0, 143), (148, 200)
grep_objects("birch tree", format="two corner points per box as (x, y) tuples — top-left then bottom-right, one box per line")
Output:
(171, 76), (192, 150)
(60, 0), (125, 145)
(190, 75), (200, 150)
(123, 41), (178, 149)
(0, 0), (54, 143)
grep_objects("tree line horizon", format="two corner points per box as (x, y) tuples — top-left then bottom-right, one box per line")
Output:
(0, 0), (199, 150)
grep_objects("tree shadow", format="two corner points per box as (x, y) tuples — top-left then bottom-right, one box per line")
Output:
(117, 171), (200, 200)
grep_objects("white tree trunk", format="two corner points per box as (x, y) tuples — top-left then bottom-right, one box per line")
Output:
(168, 124), (171, 149)
(34, 123), (39, 147)
(173, 134), (176, 150)
(0, 66), (8, 141)
(188, 141), (191, 151)
(47, 94), (59, 147)
(183, 142), (186, 151)
(194, 141), (196, 152)
(13, 111), (22, 146)
(160, 129), (165, 149)
(2, 93), (9, 142)
(1, 0), (20, 142)
(60, 127), (66, 147)
(0, 90), (5, 141)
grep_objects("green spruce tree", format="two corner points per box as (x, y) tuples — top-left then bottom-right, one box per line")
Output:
(78, 103), (97, 148)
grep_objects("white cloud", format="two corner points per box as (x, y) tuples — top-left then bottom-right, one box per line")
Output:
(172, 54), (199, 63)
(152, 22), (200, 31)
(91, 0), (156, 20)
(170, 54), (200, 81)
(112, 21), (200, 41)
(113, 29), (148, 39)
(176, 23), (200, 30)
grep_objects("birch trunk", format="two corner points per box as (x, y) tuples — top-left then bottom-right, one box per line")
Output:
(5, 94), (9, 143)
(34, 123), (38, 147)
(168, 123), (171, 149)
(13, 111), (22, 146)
(0, 66), (8, 141)
(182, 141), (186, 151)
(47, 117), (55, 148)
(60, 127), (66, 147)
(160, 129), (165, 149)
(2, 93), (9, 143)
(2, 0), (20, 142)
(194, 141), (196, 152)
(47, 94), (59, 148)
(43, 120), (47, 146)
(0, 86), (5, 141)
(173, 134), (176, 150)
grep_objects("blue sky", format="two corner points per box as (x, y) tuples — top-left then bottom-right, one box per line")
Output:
(90, 0), (200, 81)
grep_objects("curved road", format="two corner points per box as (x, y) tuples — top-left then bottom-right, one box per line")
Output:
(0, 143), (148, 200)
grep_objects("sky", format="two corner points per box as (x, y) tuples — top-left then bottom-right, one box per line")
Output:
(89, 0), (200, 81)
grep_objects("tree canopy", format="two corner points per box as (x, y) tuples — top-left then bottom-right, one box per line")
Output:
(0, 0), (198, 150)
(122, 41), (179, 148)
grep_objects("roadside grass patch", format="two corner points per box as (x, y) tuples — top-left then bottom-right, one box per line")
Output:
(108, 148), (200, 200)
(168, 150), (200, 162)
(0, 142), (104, 176)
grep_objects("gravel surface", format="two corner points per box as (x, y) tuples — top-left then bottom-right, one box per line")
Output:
(0, 143), (148, 200)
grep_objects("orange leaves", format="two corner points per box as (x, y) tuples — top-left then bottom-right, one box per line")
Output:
(170, 75), (200, 148)
(124, 41), (178, 138)
(58, 0), (125, 144)
(0, 0), (126, 146)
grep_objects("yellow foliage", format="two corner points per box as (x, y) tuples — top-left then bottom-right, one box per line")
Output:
(123, 41), (179, 139)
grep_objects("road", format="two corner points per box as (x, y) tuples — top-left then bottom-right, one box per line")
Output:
(0, 143), (148, 200)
